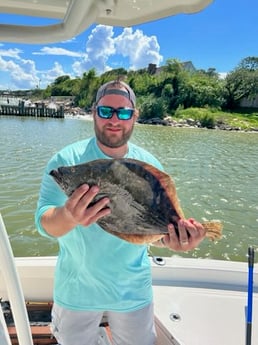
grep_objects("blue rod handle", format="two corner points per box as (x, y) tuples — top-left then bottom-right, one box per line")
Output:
(246, 246), (255, 345)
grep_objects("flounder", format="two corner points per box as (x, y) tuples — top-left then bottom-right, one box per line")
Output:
(50, 158), (222, 244)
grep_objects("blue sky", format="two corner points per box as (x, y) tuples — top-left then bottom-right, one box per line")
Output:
(0, 0), (257, 90)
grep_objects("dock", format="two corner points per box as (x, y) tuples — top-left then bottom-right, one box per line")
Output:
(0, 101), (64, 118)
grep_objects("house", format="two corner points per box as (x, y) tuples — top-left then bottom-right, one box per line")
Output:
(240, 95), (258, 108)
(147, 61), (196, 75)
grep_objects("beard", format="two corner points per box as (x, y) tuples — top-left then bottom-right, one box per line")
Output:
(94, 120), (134, 149)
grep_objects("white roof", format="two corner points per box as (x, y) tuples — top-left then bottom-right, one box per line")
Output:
(0, 0), (213, 44)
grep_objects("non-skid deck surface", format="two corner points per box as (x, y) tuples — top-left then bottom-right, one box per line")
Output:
(2, 301), (112, 345)
(8, 325), (112, 345)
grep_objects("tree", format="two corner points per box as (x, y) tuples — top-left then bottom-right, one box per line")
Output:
(224, 56), (258, 109)
(75, 69), (98, 109)
(50, 75), (80, 96)
(139, 95), (167, 120)
(181, 72), (225, 109)
(52, 75), (71, 85)
(163, 58), (184, 75)
(238, 56), (258, 71)
(30, 55), (257, 114)
(158, 59), (189, 111)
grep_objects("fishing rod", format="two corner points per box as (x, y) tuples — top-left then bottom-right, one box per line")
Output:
(246, 246), (255, 345)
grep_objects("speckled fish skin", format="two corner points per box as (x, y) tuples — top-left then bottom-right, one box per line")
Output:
(49, 158), (183, 237)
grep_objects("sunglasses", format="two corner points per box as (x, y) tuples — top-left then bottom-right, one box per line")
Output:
(96, 106), (134, 120)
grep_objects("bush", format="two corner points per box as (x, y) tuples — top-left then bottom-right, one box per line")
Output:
(199, 114), (216, 129)
(139, 96), (167, 120)
(173, 106), (216, 128)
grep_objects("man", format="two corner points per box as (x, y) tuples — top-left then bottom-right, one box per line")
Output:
(35, 79), (205, 345)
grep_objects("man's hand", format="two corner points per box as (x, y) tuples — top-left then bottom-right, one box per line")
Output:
(41, 184), (110, 237)
(162, 218), (206, 252)
(64, 184), (111, 227)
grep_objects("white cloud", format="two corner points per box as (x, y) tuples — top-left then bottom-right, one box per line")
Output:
(218, 72), (228, 79)
(0, 51), (66, 89)
(114, 27), (163, 70)
(39, 62), (66, 87)
(0, 48), (22, 59)
(73, 25), (115, 75)
(33, 47), (83, 58)
(0, 56), (38, 89)
(0, 24), (163, 90)
(10, 59), (39, 89)
(72, 25), (162, 75)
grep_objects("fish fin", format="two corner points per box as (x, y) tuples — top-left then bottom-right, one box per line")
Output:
(141, 162), (185, 219)
(202, 221), (223, 241)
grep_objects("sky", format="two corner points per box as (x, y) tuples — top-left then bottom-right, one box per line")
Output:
(0, 0), (257, 90)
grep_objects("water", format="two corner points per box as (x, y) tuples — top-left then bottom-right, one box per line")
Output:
(1, 116), (258, 261)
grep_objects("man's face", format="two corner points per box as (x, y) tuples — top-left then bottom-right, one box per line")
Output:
(93, 92), (138, 149)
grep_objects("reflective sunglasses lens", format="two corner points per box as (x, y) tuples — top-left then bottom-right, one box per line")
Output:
(97, 106), (113, 119)
(97, 106), (134, 120)
(117, 108), (134, 120)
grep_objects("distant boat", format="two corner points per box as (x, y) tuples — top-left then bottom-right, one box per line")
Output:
(24, 100), (35, 108)
(47, 102), (58, 110)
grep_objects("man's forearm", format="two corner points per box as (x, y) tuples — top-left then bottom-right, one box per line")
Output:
(41, 207), (77, 237)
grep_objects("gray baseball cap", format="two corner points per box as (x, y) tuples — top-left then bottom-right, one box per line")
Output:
(95, 80), (136, 107)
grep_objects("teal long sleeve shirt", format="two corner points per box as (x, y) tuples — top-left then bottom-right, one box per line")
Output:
(35, 137), (163, 312)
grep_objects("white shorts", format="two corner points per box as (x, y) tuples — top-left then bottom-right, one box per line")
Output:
(51, 302), (157, 345)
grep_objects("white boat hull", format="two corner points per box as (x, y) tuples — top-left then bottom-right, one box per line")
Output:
(1, 256), (257, 345)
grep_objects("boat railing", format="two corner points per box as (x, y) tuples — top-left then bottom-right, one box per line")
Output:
(0, 213), (34, 345)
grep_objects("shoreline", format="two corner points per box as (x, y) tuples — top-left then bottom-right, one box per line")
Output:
(65, 113), (258, 133)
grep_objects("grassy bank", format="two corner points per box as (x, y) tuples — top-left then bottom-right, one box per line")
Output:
(173, 107), (258, 130)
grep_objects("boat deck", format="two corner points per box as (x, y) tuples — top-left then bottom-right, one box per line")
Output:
(2, 300), (113, 345)
(1, 256), (258, 345)
(154, 284), (258, 345)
